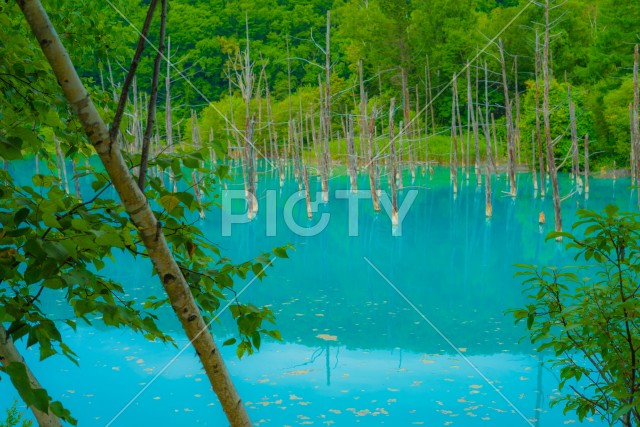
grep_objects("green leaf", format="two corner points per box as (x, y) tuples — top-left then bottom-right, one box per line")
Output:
(604, 204), (619, 217)
(159, 194), (180, 213)
(71, 218), (89, 231)
(251, 331), (261, 350)
(95, 231), (124, 249)
(31, 388), (50, 413)
(273, 247), (288, 258)
(14, 208), (30, 226)
(0, 136), (24, 160)
(545, 231), (573, 242)
(252, 263), (264, 278)
(526, 312), (535, 329)
(265, 330), (282, 341)
(222, 337), (237, 346)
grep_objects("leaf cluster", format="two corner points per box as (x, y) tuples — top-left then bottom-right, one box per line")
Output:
(513, 205), (640, 426)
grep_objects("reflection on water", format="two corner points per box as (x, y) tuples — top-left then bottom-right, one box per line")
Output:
(2, 161), (631, 426)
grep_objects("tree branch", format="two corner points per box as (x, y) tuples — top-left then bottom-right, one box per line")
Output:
(138, 0), (167, 190)
(109, 0), (159, 146)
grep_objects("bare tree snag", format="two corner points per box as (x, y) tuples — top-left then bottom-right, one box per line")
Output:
(485, 165), (492, 218)
(367, 110), (380, 211)
(498, 38), (516, 197)
(634, 44), (640, 208)
(303, 164), (312, 219)
(191, 111), (206, 219)
(567, 85), (581, 188)
(451, 74), (459, 195)
(584, 134), (590, 196)
(347, 114), (358, 193)
(389, 98), (399, 226)
(53, 132), (69, 194)
(469, 63), (481, 186)
(72, 159), (82, 201)
(543, 0), (563, 240)
(531, 130), (538, 192)
(165, 37), (177, 192)
(534, 30), (545, 198)
(325, 11), (332, 141)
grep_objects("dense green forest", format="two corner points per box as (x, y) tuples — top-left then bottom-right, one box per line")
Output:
(3, 0), (639, 168)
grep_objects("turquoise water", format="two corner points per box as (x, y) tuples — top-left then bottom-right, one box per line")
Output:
(2, 161), (633, 426)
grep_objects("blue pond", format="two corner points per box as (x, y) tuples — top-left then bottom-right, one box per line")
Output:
(1, 161), (633, 426)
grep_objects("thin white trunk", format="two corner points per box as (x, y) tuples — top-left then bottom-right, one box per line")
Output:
(17, 2), (253, 425)
(0, 325), (62, 427)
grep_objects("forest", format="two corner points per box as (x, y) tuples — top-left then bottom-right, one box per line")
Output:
(1, 0), (640, 426)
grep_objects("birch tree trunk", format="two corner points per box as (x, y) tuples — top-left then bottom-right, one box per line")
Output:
(0, 325), (62, 427)
(17, 1), (253, 425)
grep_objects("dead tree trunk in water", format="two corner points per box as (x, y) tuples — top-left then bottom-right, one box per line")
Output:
(325, 11), (332, 143)
(531, 130), (538, 192)
(401, 67), (411, 140)
(303, 163), (312, 219)
(499, 38), (516, 197)
(191, 112), (206, 219)
(514, 55), (522, 166)
(455, 75), (465, 176)
(584, 134), (590, 196)
(634, 44), (640, 208)
(318, 76), (330, 202)
(17, 1), (254, 425)
(534, 30), (545, 198)
(424, 59), (432, 174)
(165, 37), (177, 192)
(485, 164), (492, 218)
(389, 98), (399, 226)
(568, 86), (582, 188)
(72, 159), (82, 201)
(451, 74), (459, 195)
(367, 109), (380, 211)
(347, 114), (358, 193)
(468, 62), (481, 186)
(543, 0), (563, 239)
(53, 133), (69, 194)
(630, 103), (635, 186)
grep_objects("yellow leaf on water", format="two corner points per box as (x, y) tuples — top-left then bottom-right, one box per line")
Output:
(316, 334), (337, 341)
(285, 369), (312, 376)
